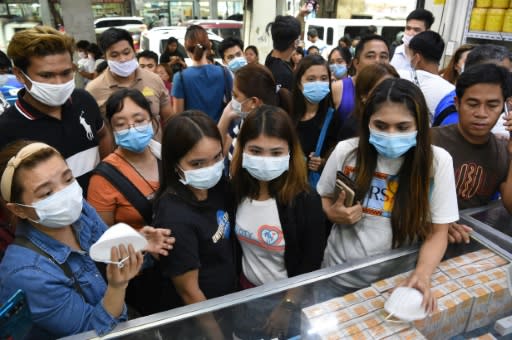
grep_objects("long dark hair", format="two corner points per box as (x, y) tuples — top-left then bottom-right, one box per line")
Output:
(157, 110), (223, 203)
(230, 105), (309, 206)
(291, 55), (334, 125)
(355, 78), (433, 248)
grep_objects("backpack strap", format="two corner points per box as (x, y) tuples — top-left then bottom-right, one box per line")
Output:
(433, 104), (457, 127)
(179, 70), (186, 104)
(13, 236), (85, 298)
(94, 162), (153, 224)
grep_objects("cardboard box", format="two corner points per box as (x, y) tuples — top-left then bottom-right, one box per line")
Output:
(431, 280), (462, 299)
(365, 321), (411, 338)
(460, 255), (509, 275)
(416, 288), (473, 339)
(430, 271), (451, 286)
(439, 249), (495, 271)
(466, 284), (493, 332)
(486, 280), (512, 321)
(381, 327), (427, 339)
(371, 272), (411, 293)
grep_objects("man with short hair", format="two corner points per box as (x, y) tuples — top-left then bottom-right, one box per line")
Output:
(218, 37), (246, 74)
(398, 31), (454, 122)
(434, 43), (512, 127)
(0, 26), (112, 193)
(431, 64), (512, 243)
(305, 27), (326, 55)
(265, 15), (301, 90)
(332, 34), (390, 133)
(390, 8), (435, 72)
(137, 50), (158, 73)
(86, 28), (173, 123)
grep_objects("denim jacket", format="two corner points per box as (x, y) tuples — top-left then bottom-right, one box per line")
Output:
(0, 201), (127, 339)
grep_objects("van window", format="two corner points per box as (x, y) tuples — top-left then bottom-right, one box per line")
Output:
(381, 27), (403, 46)
(308, 25), (324, 40)
(326, 27), (334, 45)
(95, 19), (143, 28)
(344, 26), (368, 40)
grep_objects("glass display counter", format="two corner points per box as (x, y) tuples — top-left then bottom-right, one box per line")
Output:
(460, 201), (512, 251)
(62, 231), (511, 340)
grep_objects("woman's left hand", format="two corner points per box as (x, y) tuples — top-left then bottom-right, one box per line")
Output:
(401, 271), (436, 314)
(263, 304), (292, 339)
(140, 226), (175, 256)
(308, 153), (323, 172)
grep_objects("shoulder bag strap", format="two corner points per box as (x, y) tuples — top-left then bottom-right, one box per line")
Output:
(433, 104), (457, 127)
(13, 236), (85, 298)
(313, 107), (335, 157)
(94, 162), (153, 224)
(179, 70), (186, 103)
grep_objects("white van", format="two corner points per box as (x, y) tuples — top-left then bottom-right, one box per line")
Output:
(304, 18), (406, 53)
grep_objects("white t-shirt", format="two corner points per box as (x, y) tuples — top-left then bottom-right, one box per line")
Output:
(235, 198), (287, 286)
(390, 44), (412, 72)
(398, 69), (455, 123)
(317, 138), (459, 288)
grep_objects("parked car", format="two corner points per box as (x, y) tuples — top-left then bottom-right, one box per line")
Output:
(0, 18), (39, 51)
(94, 16), (147, 51)
(140, 26), (224, 65)
(185, 19), (243, 40)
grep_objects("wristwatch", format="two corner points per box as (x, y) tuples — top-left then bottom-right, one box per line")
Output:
(281, 297), (298, 312)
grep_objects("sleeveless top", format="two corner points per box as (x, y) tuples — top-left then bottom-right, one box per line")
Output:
(336, 77), (355, 122)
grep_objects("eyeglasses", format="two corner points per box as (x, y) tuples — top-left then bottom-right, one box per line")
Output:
(113, 121), (151, 135)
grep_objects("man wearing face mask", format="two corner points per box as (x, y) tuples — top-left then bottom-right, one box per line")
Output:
(218, 37), (247, 76)
(390, 8), (435, 72)
(397, 31), (454, 123)
(86, 28), (173, 125)
(0, 26), (112, 194)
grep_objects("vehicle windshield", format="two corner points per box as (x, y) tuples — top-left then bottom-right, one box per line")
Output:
(95, 19), (143, 28)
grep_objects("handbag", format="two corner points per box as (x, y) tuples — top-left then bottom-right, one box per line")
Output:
(308, 107), (334, 189)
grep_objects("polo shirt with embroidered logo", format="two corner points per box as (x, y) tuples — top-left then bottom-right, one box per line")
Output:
(0, 88), (104, 194)
(85, 67), (170, 120)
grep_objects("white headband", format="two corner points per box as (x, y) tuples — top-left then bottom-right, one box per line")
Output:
(0, 142), (57, 202)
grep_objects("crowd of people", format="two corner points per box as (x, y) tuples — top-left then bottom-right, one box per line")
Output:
(0, 6), (511, 339)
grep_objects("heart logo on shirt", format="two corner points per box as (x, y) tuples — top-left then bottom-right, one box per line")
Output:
(257, 225), (283, 247)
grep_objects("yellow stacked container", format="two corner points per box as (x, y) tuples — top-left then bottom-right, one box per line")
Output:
(503, 8), (512, 32)
(471, 8), (488, 30)
(476, 0), (491, 6)
(485, 8), (506, 31)
(491, 0), (509, 8)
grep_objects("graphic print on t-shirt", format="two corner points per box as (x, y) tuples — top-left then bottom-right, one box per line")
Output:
(79, 111), (94, 141)
(236, 224), (285, 252)
(456, 162), (485, 200)
(344, 165), (398, 217)
(212, 210), (230, 243)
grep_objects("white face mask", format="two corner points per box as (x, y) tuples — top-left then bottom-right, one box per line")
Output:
(108, 58), (139, 77)
(242, 153), (290, 181)
(78, 51), (86, 59)
(402, 33), (413, 47)
(179, 159), (224, 190)
(22, 71), (75, 107)
(18, 180), (83, 228)
(231, 98), (250, 118)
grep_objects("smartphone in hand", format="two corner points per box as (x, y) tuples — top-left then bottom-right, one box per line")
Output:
(333, 171), (356, 206)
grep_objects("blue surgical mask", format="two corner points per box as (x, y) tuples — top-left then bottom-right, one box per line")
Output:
(228, 57), (247, 73)
(302, 81), (330, 104)
(114, 123), (154, 153)
(179, 159), (224, 190)
(329, 64), (348, 79)
(242, 153), (290, 181)
(369, 128), (417, 159)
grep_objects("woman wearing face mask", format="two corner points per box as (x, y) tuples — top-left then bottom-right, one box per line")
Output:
(218, 63), (292, 164)
(230, 105), (326, 339)
(0, 141), (172, 338)
(327, 47), (352, 81)
(171, 25), (232, 122)
(154, 111), (235, 337)
(87, 89), (164, 316)
(291, 55), (340, 186)
(318, 78), (458, 313)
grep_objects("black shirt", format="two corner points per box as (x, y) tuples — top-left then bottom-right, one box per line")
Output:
(159, 49), (187, 64)
(297, 109), (340, 158)
(0, 89), (104, 194)
(265, 52), (293, 91)
(154, 179), (236, 309)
